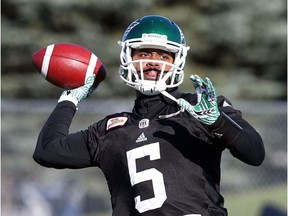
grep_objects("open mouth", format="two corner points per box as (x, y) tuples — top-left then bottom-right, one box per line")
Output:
(143, 68), (162, 80)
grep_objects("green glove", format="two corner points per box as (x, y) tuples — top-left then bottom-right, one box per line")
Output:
(58, 75), (96, 106)
(178, 74), (220, 125)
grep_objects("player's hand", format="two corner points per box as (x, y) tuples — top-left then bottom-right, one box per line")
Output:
(58, 75), (96, 106)
(177, 74), (220, 125)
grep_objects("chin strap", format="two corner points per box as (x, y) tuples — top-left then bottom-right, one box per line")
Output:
(159, 91), (185, 119)
(160, 90), (179, 103)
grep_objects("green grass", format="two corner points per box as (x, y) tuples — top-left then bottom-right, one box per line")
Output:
(223, 184), (287, 216)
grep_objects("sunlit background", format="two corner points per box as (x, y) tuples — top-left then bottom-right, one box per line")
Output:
(2, 0), (287, 216)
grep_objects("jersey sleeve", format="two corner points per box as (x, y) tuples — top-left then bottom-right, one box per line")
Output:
(33, 101), (96, 169)
(207, 96), (265, 166)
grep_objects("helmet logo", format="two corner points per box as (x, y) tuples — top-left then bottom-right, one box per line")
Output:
(123, 21), (140, 41)
(177, 26), (186, 44)
(142, 33), (167, 42)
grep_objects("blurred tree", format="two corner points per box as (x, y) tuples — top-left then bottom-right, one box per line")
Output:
(1, 0), (286, 100)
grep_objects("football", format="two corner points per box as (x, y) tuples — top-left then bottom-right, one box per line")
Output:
(32, 43), (106, 90)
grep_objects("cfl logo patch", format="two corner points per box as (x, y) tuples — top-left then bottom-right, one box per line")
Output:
(139, 119), (149, 128)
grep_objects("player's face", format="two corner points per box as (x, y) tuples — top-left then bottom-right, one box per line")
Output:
(132, 48), (174, 81)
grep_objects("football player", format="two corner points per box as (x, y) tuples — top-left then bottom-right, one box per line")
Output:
(33, 15), (265, 216)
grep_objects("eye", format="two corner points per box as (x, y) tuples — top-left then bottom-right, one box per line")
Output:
(159, 53), (174, 62)
(138, 52), (150, 58)
(159, 54), (169, 60)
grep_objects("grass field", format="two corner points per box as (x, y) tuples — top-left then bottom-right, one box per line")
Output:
(223, 184), (287, 216)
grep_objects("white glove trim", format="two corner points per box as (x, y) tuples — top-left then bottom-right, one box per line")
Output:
(58, 93), (79, 106)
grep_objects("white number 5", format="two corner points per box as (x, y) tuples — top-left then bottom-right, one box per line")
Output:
(126, 142), (167, 213)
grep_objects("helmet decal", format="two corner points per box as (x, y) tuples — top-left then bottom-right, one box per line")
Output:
(122, 20), (140, 41)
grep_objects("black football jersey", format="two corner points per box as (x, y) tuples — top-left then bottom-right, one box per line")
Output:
(34, 89), (265, 216)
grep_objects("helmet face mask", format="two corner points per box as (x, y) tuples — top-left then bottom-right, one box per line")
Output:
(118, 15), (190, 96)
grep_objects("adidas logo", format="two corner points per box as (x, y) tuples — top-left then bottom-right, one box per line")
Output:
(136, 132), (147, 143)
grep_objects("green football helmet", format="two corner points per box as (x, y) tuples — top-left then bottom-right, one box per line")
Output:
(118, 15), (190, 95)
